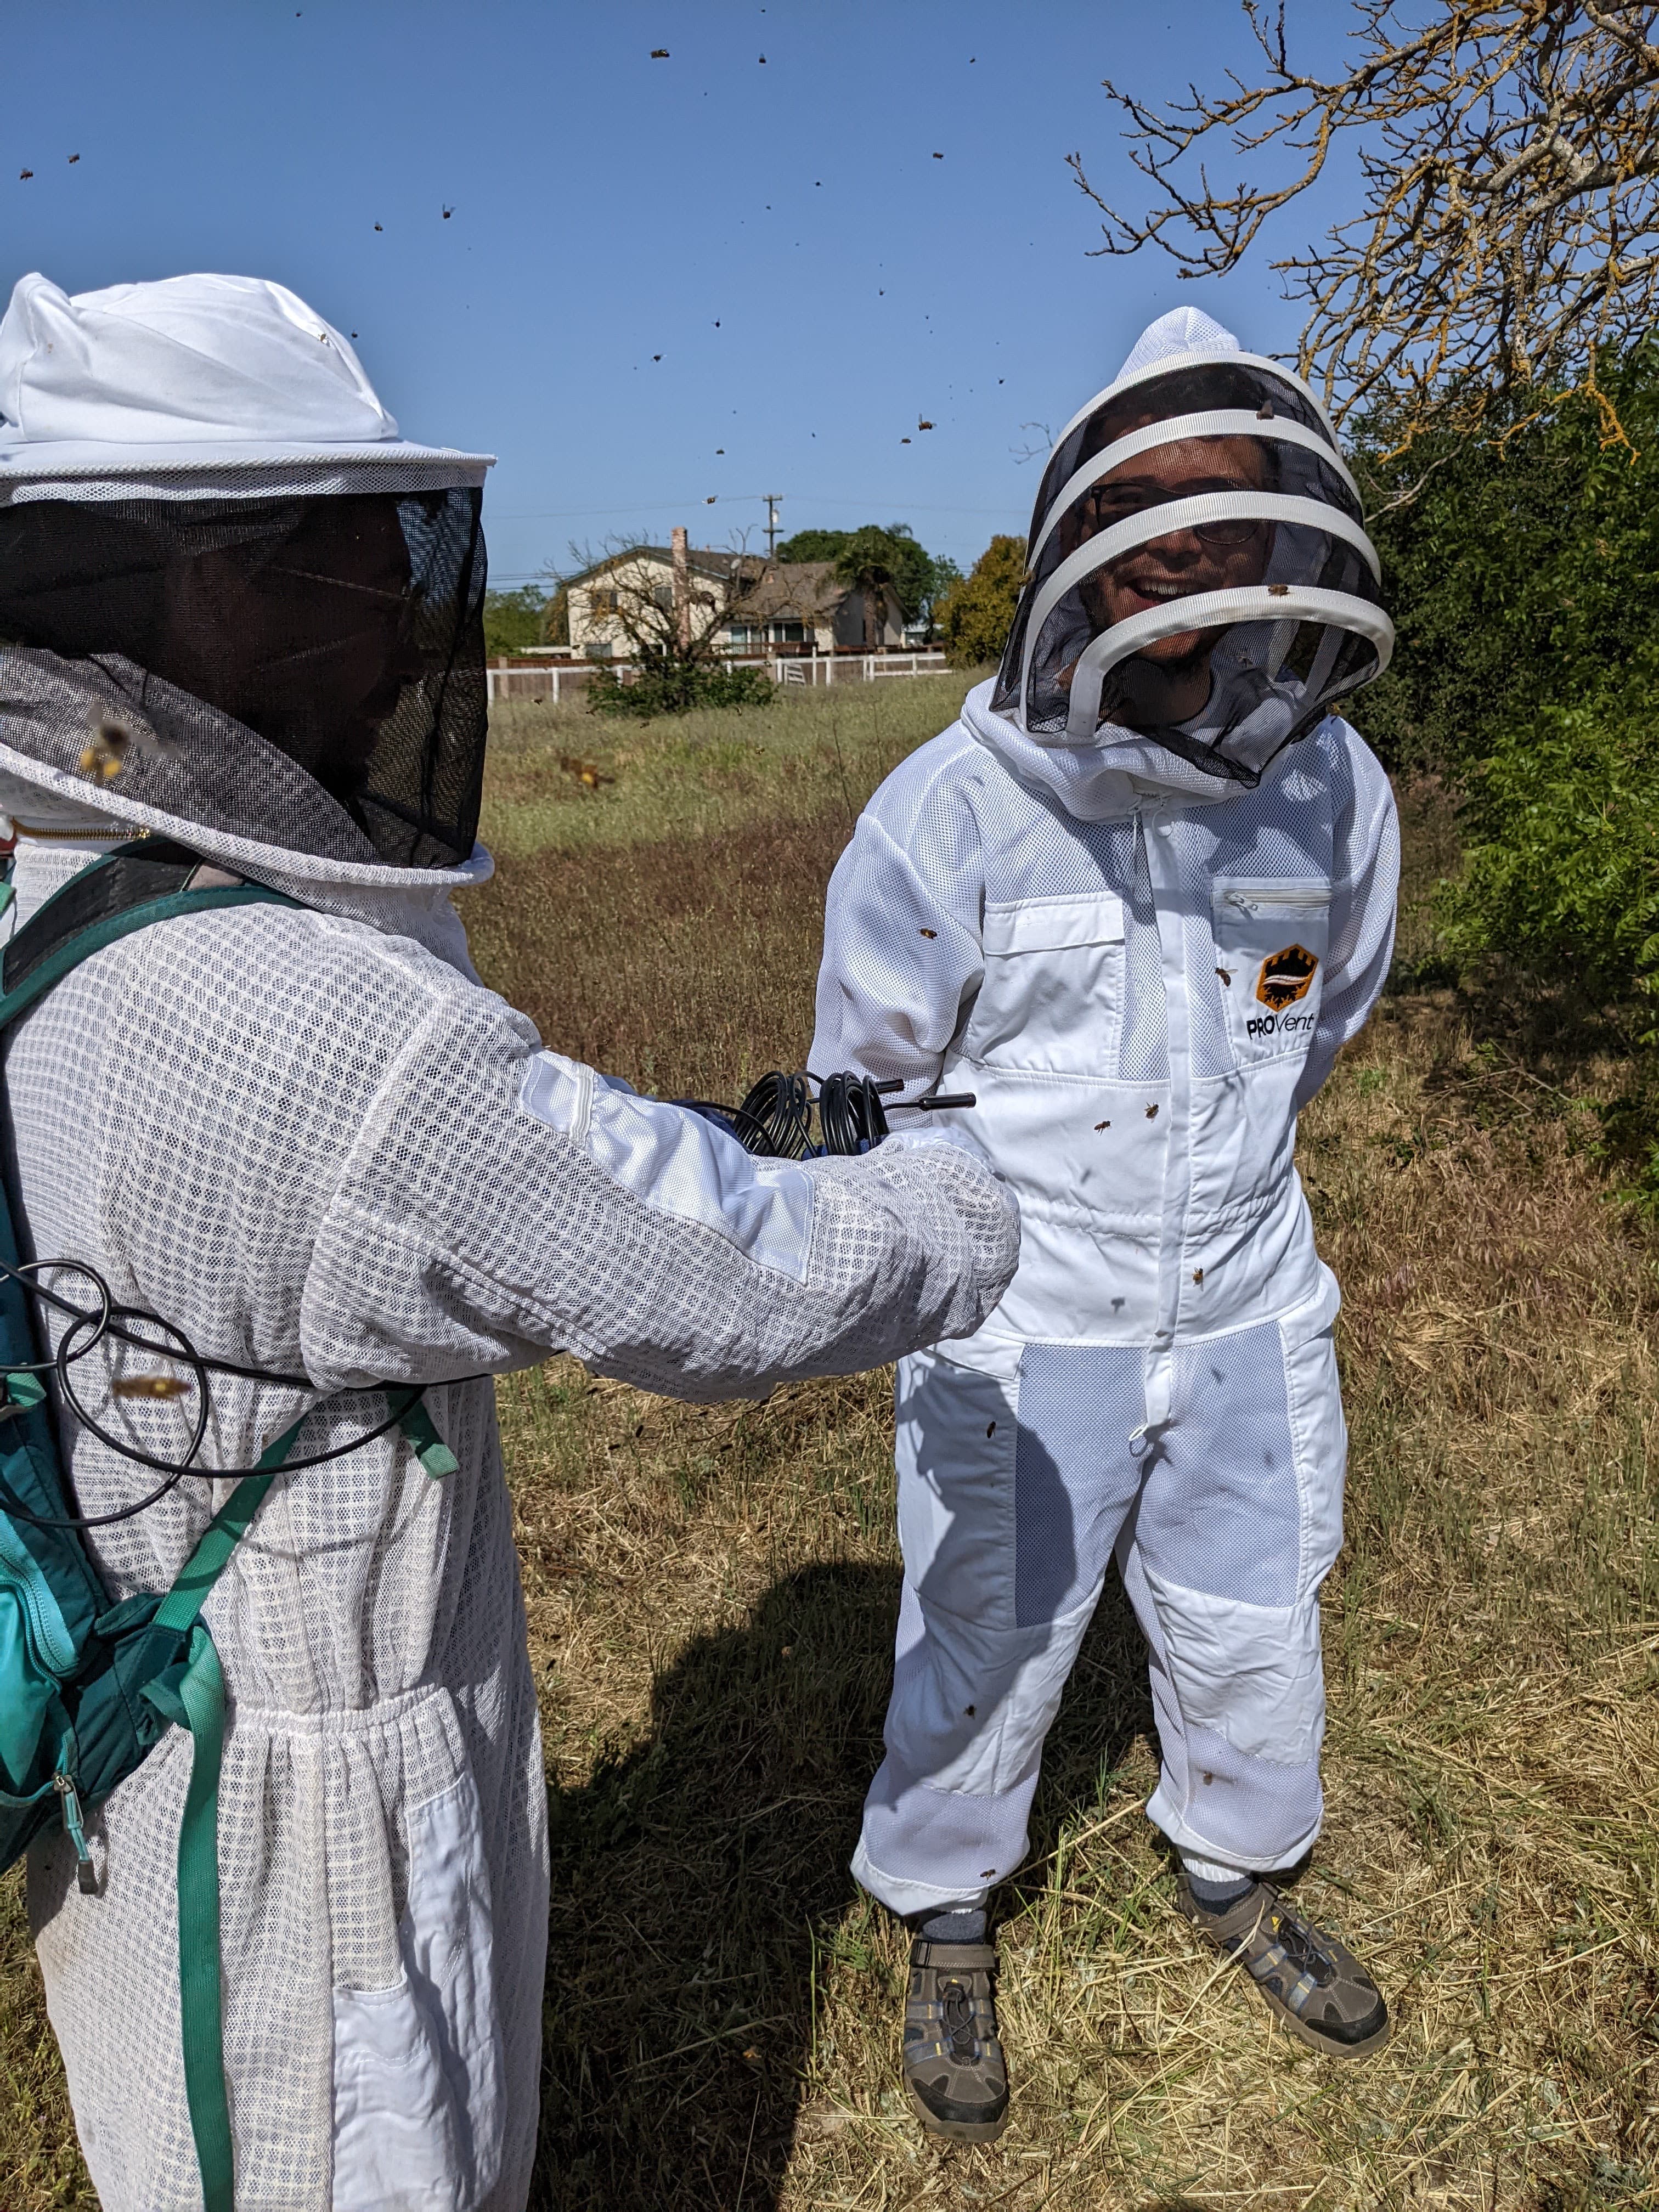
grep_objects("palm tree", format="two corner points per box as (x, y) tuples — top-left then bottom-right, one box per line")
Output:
(834, 526), (905, 650)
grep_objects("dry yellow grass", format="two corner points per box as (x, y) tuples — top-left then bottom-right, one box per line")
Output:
(2, 694), (1656, 2211)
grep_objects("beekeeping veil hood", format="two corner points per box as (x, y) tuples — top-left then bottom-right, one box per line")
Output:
(989, 307), (1391, 798)
(0, 272), (495, 876)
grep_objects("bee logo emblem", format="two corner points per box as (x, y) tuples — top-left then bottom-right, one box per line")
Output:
(1256, 945), (1319, 1012)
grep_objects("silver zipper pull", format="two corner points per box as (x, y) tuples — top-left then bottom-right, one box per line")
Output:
(53, 1770), (98, 1894)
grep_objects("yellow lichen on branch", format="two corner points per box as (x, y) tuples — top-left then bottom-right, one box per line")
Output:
(1070, 1), (1659, 451)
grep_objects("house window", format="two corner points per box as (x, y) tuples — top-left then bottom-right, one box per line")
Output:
(725, 623), (759, 646)
(652, 584), (675, 612)
(767, 620), (806, 644)
(589, 588), (619, 614)
(585, 641), (613, 661)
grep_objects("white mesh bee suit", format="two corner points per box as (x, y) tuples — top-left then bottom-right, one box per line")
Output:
(811, 311), (1399, 1915)
(0, 274), (1020, 2211)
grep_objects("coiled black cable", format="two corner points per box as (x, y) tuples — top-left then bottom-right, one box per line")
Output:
(679, 1069), (972, 1159)
(733, 1071), (815, 1159)
(672, 1072), (814, 1159)
(0, 1251), (471, 1533)
(815, 1071), (891, 1156)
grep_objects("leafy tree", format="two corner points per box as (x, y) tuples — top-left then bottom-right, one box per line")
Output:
(776, 523), (953, 639)
(936, 536), (1026, 670)
(1075, 1), (1659, 450)
(774, 528), (851, 564)
(1355, 338), (1659, 1199)
(1355, 337), (1659, 778)
(832, 523), (938, 646)
(482, 585), (550, 659)
(1440, 686), (1659, 1015)
(921, 556), (963, 640)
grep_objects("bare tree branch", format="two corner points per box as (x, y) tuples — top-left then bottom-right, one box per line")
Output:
(1070, 2), (1659, 446)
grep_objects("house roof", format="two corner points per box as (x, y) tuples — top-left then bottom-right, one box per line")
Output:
(571, 548), (853, 619)
(570, 545), (758, 586)
(731, 560), (846, 620)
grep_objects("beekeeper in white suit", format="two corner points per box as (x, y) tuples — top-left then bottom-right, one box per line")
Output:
(812, 307), (1400, 2139)
(0, 270), (1019, 2211)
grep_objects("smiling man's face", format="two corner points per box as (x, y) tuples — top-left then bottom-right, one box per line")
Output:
(1068, 430), (1273, 723)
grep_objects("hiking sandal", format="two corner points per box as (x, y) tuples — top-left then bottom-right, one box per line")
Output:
(1176, 1876), (1390, 2060)
(901, 1937), (1010, 2141)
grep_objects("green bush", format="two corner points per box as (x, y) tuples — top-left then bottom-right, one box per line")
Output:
(936, 535), (1026, 670)
(1356, 340), (1659, 780)
(1438, 681), (1659, 1208)
(586, 661), (776, 720)
(1441, 687), (1659, 1012)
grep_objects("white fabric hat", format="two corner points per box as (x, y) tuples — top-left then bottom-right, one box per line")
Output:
(0, 272), (493, 503)
(1115, 305), (1241, 381)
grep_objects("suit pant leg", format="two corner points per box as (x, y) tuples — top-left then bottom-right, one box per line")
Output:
(854, 1344), (1148, 1916)
(1120, 1308), (1348, 1873)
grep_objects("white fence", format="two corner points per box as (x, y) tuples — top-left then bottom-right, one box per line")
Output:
(486, 649), (949, 705)
(770, 651), (947, 687)
(487, 663), (595, 704)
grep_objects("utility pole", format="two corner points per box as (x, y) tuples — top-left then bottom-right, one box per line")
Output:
(764, 494), (782, 561)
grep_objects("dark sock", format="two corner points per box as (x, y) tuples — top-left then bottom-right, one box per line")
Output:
(1185, 1870), (1255, 1911)
(913, 1904), (987, 1943)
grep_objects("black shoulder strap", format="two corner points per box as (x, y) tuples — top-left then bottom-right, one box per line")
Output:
(0, 840), (297, 1032)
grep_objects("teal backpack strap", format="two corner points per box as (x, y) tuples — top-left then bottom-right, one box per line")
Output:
(139, 1391), (439, 2209)
(140, 1416), (307, 2212)
(0, 838), (294, 1034)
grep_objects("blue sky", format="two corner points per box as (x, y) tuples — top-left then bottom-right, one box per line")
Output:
(3, 1), (1356, 584)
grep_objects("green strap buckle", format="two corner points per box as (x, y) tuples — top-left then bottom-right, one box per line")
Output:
(398, 1396), (458, 1479)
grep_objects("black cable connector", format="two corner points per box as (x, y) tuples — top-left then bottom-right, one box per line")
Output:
(678, 1069), (976, 1160)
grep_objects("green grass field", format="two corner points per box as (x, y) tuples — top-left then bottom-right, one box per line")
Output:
(4, 675), (1658, 2209)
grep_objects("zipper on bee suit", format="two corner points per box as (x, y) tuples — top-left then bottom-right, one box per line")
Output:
(1136, 805), (1195, 1438)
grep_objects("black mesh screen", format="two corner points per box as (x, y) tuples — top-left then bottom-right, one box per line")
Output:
(991, 358), (1387, 782)
(0, 489), (487, 868)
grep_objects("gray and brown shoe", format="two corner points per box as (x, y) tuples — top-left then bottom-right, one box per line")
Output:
(901, 1937), (1009, 2141)
(1176, 1877), (1389, 2060)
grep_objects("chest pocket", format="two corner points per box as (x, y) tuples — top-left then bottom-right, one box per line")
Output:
(1212, 880), (1332, 1068)
(960, 894), (1125, 1077)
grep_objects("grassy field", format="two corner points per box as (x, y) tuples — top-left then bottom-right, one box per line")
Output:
(4, 674), (1659, 2209)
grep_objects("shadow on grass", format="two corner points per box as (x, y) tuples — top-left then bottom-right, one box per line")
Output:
(532, 1560), (1155, 2211)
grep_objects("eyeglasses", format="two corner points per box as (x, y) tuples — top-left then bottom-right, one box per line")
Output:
(1079, 479), (1267, 549)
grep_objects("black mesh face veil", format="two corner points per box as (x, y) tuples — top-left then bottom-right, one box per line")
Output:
(992, 354), (1392, 784)
(0, 488), (488, 867)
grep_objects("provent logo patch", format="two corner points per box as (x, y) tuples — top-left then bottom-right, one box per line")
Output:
(1255, 944), (1319, 1011)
